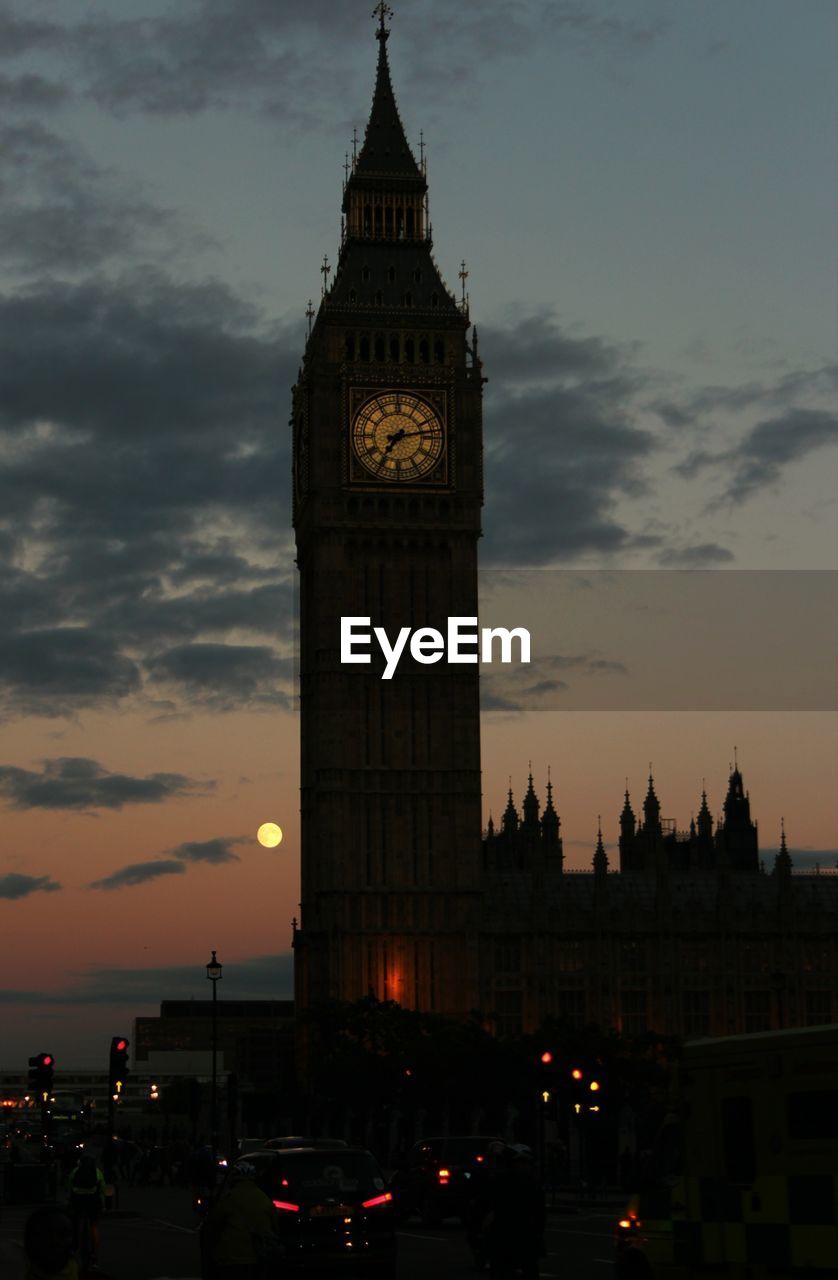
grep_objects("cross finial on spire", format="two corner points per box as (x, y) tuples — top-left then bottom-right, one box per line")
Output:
(305, 299), (315, 338)
(352, 127), (359, 163)
(419, 128), (426, 173)
(373, 2), (393, 39)
(459, 259), (469, 309)
(320, 254), (331, 297)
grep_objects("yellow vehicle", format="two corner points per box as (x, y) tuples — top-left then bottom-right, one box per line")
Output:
(616, 1024), (838, 1278)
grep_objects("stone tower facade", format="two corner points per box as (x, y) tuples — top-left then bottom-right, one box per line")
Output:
(292, 9), (485, 1018)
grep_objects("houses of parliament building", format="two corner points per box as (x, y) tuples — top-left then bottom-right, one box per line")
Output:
(291, 7), (837, 1044)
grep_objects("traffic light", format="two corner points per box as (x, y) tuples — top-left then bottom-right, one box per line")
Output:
(538, 1049), (556, 1103)
(109, 1036), (130, 1100)
(28, 1053), (54, 1101)
(568, 1061), (607, 1114)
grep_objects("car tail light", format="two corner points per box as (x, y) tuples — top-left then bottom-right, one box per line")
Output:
(273, 1199), (300, 1212)
(475, 1155), (484, 1163)
(361, 1192), (393, 1209)
(438, 1167), (450, 1185)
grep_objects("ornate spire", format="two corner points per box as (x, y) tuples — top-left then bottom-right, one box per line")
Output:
(352, 5), (423, 181)
(501, 780), (518, 835)
(697, 782), (713, 839)
(522, 764), (539, 827)
(774, 818), (792, 877)
(643, 767), (661, 831)
(593, 817), (608, 877)
(619, 783), (635, 836)
(541, 767), (560, 846)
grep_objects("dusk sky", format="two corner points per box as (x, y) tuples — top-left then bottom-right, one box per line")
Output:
(0, 0), (836, 1068)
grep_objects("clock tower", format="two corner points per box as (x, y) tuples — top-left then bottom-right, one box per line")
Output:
(292, 6), (485, 1019)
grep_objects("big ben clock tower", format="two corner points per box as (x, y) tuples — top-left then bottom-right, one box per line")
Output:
(293, 5), (485, 1019)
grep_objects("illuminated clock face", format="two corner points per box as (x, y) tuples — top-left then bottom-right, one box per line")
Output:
(352, 391), (444, 482)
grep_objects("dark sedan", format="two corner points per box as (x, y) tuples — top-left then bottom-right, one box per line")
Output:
(211, 1146), (397, 1278)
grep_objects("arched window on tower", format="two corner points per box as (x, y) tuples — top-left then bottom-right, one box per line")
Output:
(374, 205), (383, 237)
(406, 207), (415, 238)
(374, 334), (385, 362)
(389, 335), (400, 362)
(404, 292), (413, 308)
(374, 290), (383, 306)
(396, 206), (404, 239)
(361, 265), (370, 282)
(349, 290), (356, 304)
(387, 266), (395, 284)
(404, 336), (415, 362)
(434, 337), (444, 364)
(359, 334), (370, 361)
(414, 268), (423, 283)
(345, 332), (356, 360)
(431, 292), (439, 308)
(363, 205), (372, 235)
(419, 336), (430, 364)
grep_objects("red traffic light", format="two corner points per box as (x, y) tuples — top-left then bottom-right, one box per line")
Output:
(540, 1051), (553, 1065)
(41, 1054), (53, 1066)
(114, 1039), (128, 1052)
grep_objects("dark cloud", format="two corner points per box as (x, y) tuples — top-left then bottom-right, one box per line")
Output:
(654, 363), (838, 428)
(89, 859), (186, 890)
(147, 643), (292, 711)
(0, 122), (184, 275)
(481, 652), (627, 713)
(0, 871), (61, 899)
(0, 951), (294, 1003)
(480, 318), (657, 564)
(0, 8), (58, 58)
(0, 630), (141, 718)
(170, 836), (242, 865)
(0, 2), (666, 122)
(0, 72), (69, 110)
(677, 408), (838, 503)
(0, 757), (213, 811)
(657, 542), (735, 567)
(0, 273), (296, 720)
(88, 833), (243, 890)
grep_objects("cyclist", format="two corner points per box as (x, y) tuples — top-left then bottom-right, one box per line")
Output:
(201, 1160), (279, 1279)
(67, 1154), (106, 1264)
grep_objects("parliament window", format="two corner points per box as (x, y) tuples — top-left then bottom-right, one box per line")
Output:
(683, 989), (710, 1038)
(556, 941), (584, 973)
(743, 990), (771, 1033)
(620, 990), (647, 1036)
(620, 941), (646, 974)
(494, 936), (521, 975)
(493, 989), (522, 1038)
(805, 990), (832, 1026)
(555, 989), (585, 1026)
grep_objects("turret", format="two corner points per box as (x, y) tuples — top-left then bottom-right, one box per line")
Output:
(342, 4), (428, 245)
(541, 770), (563, 869)
(522, 766), (540, 832)
(716, 752), (759, 872)
(642, 770), (662, 836)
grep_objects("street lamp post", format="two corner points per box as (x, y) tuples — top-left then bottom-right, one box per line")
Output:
(206, 950), (223, 1171)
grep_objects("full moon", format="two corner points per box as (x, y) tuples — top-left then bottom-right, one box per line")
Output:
(257, 822), (283, 848)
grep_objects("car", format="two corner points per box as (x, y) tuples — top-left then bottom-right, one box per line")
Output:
(387, 1135), (505, 1225)
(263, 1136), (348, 1151)
(205, 1146), (397, 1278)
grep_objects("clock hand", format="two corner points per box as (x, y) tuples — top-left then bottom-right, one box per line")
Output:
(384, 428), (406, 454)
